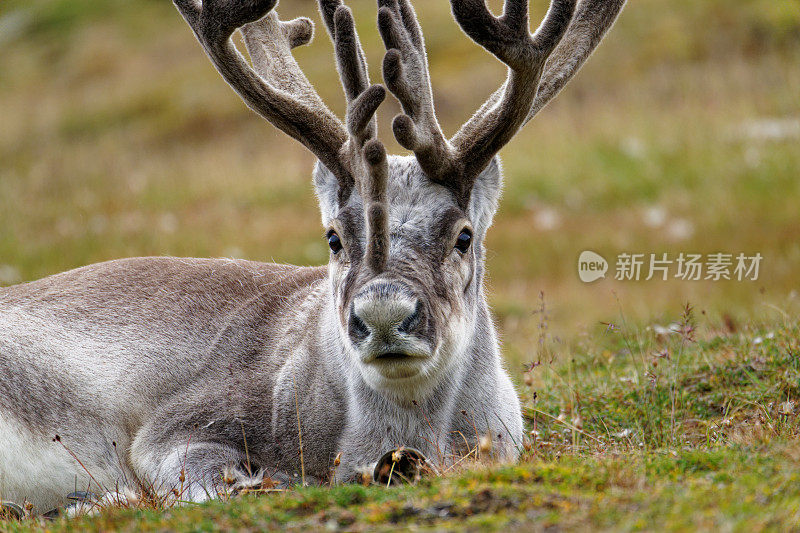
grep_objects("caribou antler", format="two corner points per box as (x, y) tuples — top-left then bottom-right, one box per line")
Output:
(175, 0), (624, 253)
(378, 0), (576, 202)
(526, 0), (627, 121)
(173, 0), (350, 185)
(174, 0), (390, 267)
(377, 0), (452, 188)
(174, 1), (387, 199)
(378, 0), (625, 205)
(318, 0), (390, 271)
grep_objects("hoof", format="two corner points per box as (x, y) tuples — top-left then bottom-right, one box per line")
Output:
(66, 491), (98, 503)
(373, 447), (436, 485)
(0, 501), (24, 520)
(42, 507), (62, 520)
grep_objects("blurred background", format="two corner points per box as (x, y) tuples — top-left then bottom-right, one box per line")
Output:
(1, 0), (798, 367)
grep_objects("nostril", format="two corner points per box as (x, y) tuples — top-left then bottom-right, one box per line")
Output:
(398, 300), (422, 334)
(349, 307), (370, 341)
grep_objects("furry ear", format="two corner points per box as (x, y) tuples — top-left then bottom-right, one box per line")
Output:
(468, 157), (503, 236)
(313, 161), (342, 225)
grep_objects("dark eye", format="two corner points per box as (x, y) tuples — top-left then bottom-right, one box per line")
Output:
(327, 231), (343, 254)
(455, 229), (472, 253)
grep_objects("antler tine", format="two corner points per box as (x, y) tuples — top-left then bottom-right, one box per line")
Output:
(446, 0), (626, 203)
(174, 0), (352, 186)
(318, 0), (390, 271)
(314, 1), (387, 153)
(363, 140), (390, 272)
(525, 0), (627, 122)
(377, 0), (458, 187)
(447, 0), (577, 197)
(327, 4), (386, 147)
(319, 2), (368, 99)
(376, 0), (624, 206)
(378, 0), (576, 204)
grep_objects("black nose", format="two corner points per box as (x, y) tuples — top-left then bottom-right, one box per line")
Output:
(349, 283), (424, 342)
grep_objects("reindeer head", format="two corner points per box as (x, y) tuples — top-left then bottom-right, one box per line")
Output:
(174, 0), (624, 399)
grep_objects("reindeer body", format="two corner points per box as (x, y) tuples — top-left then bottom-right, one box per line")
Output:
(0, 0), (625, 514)
(0, 159), (520, 511)
(1, 259), (325, 509)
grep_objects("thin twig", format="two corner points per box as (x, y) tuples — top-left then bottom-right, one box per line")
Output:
(239, 420), (252, 476)
(525, 408), (604, 444)
(291, 362), (306, 485)
(53, 435), (109, 496)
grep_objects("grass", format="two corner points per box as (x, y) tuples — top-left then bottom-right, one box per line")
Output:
(4, 303), (800, 530)
(1, 0), (799, 530)
(10, 451), (800, 531)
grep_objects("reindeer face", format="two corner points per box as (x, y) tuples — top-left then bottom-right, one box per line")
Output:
(315, 156), (501, 399)
(172, 0), (616, 396)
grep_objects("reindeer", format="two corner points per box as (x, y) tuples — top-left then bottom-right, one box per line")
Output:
(0, 0), (624, 513)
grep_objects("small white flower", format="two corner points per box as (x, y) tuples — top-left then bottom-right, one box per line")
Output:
(533, 207), (561, 231)
(159, 213), (178, 234)
(0, 265), (21, 286)
(222, 246), (245, 259)
(123, 487), (139, 506)
(621, 137), (646, 159)
(652, 324), (671, 336)
(643, 205), (666, 228)
(666, 218), (695, 242)
(613, 429), (632, 439)
(739, 117), (800, 142)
